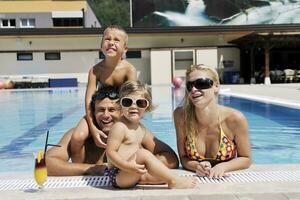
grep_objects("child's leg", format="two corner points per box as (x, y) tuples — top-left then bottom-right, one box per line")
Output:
(136, 149), (197, 189)
(115, 169), (142, 189)
(70, 117), (89, 163)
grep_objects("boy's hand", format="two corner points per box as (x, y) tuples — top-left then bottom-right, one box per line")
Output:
(91, 126), (107, 148)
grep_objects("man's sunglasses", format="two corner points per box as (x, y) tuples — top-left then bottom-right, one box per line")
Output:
(96, 91), (119, 100)
(186, 78), (214, 92)
(120, 97), (149, 109)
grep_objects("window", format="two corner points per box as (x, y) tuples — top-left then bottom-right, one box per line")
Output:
(53, 18), (83, 27)
(20, 19), (35, 28)
(126, 51), (142, 58)
(99, 51), (142, 59)
(17, 53), (33, 61)
(45, 52), (61, 60)
(172, 50), (195, 77)
(1, 19), (16, 28)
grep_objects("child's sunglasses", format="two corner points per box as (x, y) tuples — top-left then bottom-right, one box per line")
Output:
(120, 97), (149, 109)
(186, 78), (214, 92)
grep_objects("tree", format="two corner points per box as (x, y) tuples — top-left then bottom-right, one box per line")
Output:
(88, 0), (130, 27)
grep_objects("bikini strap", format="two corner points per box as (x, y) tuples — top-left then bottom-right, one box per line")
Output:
(218, 108), (225, 137)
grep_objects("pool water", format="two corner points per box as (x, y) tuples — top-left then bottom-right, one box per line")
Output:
(0, 86), (299, 172)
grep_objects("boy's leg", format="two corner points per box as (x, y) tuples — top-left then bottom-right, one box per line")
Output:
(70, 117), (89, 163)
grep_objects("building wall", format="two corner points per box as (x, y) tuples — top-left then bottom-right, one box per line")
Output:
(129, 50), (151, 84)
(196, 48), (218, 68)
(150, 49), (172, 85)
(0, 32), (241, 85)
(0, 0), (100, 28)
(0, 13), (52, 28)
(85, 3), (101, 28)
(0, 1), (87, 13)
(0, 51), (98, 82)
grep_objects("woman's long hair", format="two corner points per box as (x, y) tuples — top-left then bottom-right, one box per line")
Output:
(182, 64), (220, 141)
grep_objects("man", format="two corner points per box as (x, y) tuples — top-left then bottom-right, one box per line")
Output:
(46, 86), (178, 176)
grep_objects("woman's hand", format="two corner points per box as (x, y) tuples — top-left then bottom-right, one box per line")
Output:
(196, 161), (211, 176)
(209, 163), (228, 178)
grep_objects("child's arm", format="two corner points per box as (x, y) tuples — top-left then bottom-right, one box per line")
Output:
(106, 123), (147, 174)
(85, 67), (107, 148)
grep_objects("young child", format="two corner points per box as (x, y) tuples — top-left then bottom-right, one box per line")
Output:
(71, 25), (137, 163)
(106, 80), (197, 189)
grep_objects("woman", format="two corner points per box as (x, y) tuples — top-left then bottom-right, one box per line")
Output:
(174, 64), (251, 178)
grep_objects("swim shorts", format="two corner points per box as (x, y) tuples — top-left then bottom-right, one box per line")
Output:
(104, 167), (120, 188)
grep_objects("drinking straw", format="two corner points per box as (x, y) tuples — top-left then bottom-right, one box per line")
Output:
(44, 130), (61, 154)
(44, 130), (49, 153)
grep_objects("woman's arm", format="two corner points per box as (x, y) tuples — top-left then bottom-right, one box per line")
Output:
(210, 109), (251, 178)
(141, 126), (179, 169)
(174, 108), (199, 172)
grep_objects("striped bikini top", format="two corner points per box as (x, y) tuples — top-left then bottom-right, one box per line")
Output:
(185, 124), (237, 161)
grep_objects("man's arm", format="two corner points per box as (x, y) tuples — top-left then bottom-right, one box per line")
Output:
(141, 126), (179, 169)
(46, 128), (106, 176)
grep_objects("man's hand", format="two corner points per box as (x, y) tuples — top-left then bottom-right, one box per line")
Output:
(196, 161), (211, 176)
(84, 164), (107, 175)
(91, 126), (107, 148)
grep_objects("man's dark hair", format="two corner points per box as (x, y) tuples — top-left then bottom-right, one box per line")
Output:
(90, 86), (119, 114)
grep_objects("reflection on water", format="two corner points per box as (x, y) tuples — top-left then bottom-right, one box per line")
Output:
(154, 0), (300, 26)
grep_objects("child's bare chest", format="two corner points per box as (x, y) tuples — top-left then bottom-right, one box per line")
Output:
(123, 129), (144, 146)
(98, 68), (127, 86)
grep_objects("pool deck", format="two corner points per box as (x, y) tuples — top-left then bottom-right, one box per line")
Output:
(1, 83), (300, 199)
(221, 83), (300, 109)
(0, 164), (300, 200)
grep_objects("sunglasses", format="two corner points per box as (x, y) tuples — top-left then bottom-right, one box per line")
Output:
(186, 78), (214, 92)
(96, 91), (119, 100)
(120, 97), (149, 109)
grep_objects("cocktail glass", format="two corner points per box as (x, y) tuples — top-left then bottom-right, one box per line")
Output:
(34, 150), (47, 190)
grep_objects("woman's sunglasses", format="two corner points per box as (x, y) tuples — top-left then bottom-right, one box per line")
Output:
(120, 97), (149, 109)
(186, 78), (214, 92)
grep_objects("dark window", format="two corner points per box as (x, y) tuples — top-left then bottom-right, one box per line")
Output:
(17, 53), (33, 61)
(10, 19), (16, 26)
(99, 51), (105, 59)
(1, 19), (16, 27)
(2, 20), (8, 26)
(53, 18), (83, 27)
(126, 51), (141, 58)
(45, 52), (61, 60)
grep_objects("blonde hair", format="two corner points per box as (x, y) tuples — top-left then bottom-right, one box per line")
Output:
(102, 25), (128, 46)
(182, 64), (220, 141)
(119, 80), (155, 112)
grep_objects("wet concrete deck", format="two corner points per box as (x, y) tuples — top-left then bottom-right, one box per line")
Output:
(0, 164), (300, 200)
